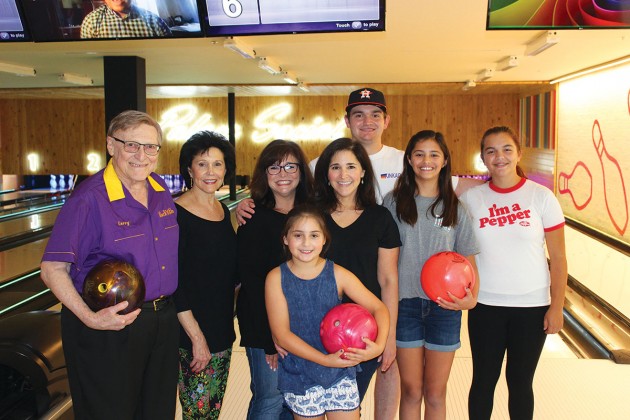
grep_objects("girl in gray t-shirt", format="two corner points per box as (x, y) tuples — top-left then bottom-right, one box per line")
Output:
(383, 130), (479, 419)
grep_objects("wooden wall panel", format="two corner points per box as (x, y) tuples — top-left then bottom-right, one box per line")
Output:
(520, 147), (555, 191)
(386, 94), (519, 174)
(1, 93), (520, 177)
(0, 99), (106, 175)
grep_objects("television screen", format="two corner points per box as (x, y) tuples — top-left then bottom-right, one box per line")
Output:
(202, 0), (385, 36)
(0, 0), (30, 41)
(20, 0), (203, 41)
(487, 0), (630, 29)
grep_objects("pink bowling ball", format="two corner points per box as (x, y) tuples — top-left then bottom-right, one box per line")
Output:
(319, 303), (378, 359)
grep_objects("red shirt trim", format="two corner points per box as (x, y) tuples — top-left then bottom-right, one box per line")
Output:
(489, 177), (526, 194)
(544, 221), (565, 232)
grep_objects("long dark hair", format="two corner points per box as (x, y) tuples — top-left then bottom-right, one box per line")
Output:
(281, 204), (331, 259)
(480, 126), (527, 178)
(392, 130), (458, 227)
(313, 138), (376, 213)
(249, 140), (313, 209)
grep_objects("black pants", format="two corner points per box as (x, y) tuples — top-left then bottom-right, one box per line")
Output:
(467, 303), (548, 420)
(61, 301), (179, 420)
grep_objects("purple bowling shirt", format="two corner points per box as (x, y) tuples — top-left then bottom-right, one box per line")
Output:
(42, 161), (178, 301)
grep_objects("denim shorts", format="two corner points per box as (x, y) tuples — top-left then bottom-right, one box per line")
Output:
(283, 376), (359, 417)
(396, 297), (462, 352)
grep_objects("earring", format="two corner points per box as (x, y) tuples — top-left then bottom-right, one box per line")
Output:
(328, 181), (331, 186)
(361, 178), (364, 184)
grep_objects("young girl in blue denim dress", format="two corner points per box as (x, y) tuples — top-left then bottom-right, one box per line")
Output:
(265, 205), (390, 419)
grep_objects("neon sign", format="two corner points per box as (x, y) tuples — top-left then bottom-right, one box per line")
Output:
(27, 153), (39, 172)
(251, 103), (346, 143)
(474, 153), (487, 173)
(159, 104), (243, 142)
(158, 103), (347, 144)
(87, 153), (102, 173)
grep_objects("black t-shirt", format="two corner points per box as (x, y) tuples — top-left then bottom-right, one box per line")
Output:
(325, 204), (401, 300)
(174, 202), (237, 353)
(236, 204), (288, 354)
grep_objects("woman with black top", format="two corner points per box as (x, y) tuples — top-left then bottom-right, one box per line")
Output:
(313, 137), (401, 406)
(236, 140), (314, 420)
(174, 131), (237, 420)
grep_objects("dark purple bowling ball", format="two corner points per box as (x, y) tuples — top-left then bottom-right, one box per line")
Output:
(82, 260), (146, 314)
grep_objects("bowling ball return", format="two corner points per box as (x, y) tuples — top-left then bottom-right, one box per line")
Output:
(82, 259), (146, 314)
(0, 311), (72, 419)
(319, 303), (378, 359)
(421, 251), (475, 303)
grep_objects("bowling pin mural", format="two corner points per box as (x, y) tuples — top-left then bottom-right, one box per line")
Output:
(558, 161), (593, 210)
(556, 69), (630, 243)
(592, 119), (628, 236)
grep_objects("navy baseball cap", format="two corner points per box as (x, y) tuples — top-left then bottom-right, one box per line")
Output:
(346, 88), (387, 113)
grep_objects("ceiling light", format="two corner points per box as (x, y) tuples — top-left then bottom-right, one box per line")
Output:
(0, 62), (36, 77)
(476, 68), (494, 82)
(59, 73), (94, 86)
(281, 71), (298, 84)
(223, 37), (256, 59)
(525, 31), (558, 56)
(257, 57), (282, 75)
(297, 82), (310, 92)
(462, 80), (476, 91)
(550, 55), (630, 84)
(496, 55), (519, 71)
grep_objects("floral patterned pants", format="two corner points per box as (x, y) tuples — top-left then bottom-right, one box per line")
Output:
(178, 347), (232, 419)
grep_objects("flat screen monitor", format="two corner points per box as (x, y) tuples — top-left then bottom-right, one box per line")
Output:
(20, 0), (203, 42)
(202, 0), (385, 36)
(487, 0), (630, 29)
(0, 0), (30, 41)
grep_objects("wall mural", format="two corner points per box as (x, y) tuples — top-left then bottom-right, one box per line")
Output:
(556, 63), (630, 243)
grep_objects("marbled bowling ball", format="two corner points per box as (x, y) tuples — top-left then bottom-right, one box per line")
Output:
(82, 260), (145, 314)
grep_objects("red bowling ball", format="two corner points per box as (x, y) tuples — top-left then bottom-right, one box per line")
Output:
(82, 259), (146, 315)
(421, 251), (475, 303)
(319, 303), (378, 359)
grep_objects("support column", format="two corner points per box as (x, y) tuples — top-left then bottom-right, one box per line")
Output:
(228, 92), (236, 201)
(103, 56), (147, 132)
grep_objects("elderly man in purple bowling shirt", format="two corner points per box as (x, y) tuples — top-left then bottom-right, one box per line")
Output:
(41, 110), (179, 420)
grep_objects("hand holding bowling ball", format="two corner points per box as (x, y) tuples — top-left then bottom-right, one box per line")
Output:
(82, 259), (146, 315)
(319, 303), (378, 359)
(421, 251), (475, 303)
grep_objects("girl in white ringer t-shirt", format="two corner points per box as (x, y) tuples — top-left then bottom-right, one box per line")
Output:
(460, 126), (568, 420)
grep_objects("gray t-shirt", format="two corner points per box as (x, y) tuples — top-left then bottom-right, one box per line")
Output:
(383, 193), (479, 300)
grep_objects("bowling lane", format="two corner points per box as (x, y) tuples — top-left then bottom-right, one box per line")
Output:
(0, 193), (68, 219)
(0, 189), (69, 208)
(0, 209), (59, 249)
(0, 238), (48, 283)
(0, 238), (52, 319)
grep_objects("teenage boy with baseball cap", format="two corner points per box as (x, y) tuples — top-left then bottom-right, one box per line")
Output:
(326, 87), (405, 203)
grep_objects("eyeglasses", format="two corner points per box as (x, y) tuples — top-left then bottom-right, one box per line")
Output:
(266, 162), (300, 175)
(111, 136), (161, 156)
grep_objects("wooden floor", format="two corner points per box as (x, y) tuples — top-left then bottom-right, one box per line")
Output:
(175, 316), (630, 420)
